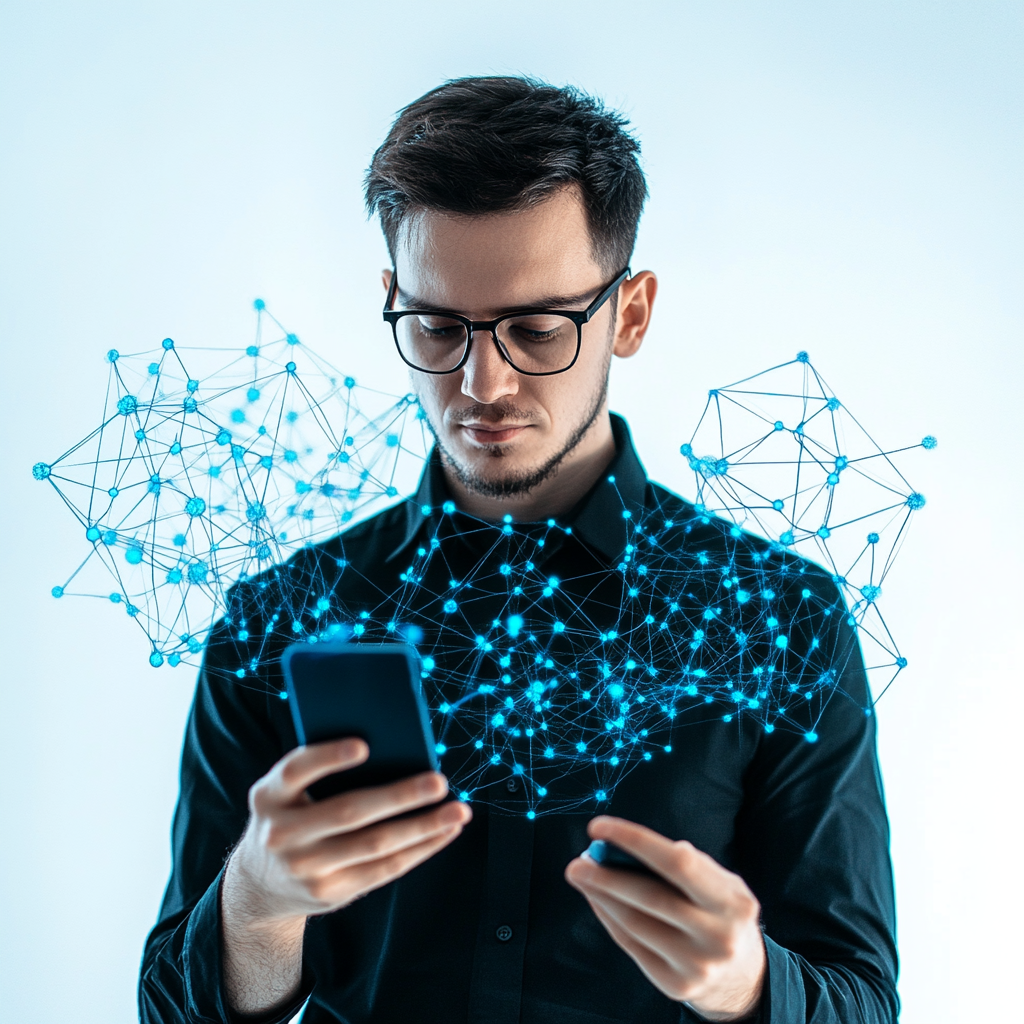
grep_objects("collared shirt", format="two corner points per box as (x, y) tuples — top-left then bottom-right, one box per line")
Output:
(140, 415), (898, 1024)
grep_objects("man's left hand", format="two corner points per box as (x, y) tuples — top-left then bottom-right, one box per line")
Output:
(565, 816), (766, 1022)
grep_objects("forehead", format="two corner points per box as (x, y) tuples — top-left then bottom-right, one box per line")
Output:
(393, 187), (603, 313)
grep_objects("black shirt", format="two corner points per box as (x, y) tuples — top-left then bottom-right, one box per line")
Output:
(140, 415), (898, 1024)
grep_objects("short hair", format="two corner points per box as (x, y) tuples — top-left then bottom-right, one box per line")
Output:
(365, 76), (648, 274)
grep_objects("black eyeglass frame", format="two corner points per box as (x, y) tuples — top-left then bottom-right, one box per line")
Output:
(382, 266), (631, 376)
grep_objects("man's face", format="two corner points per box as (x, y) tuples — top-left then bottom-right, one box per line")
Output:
(389, 188), (620, 498)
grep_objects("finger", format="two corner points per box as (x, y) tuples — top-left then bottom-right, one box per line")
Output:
(257, 739), (369, 807)
(565, 857), (722, 941)
(586, 896), (690, 1000)
(581, 886), (708, 976)
(587, 816), (738, 911)
(288, 800), (472, 876)
(322, 823), (465, 904)
(276, 770), (451, 846)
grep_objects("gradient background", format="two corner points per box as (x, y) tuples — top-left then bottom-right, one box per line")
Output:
(1, 2), (1021, 1021)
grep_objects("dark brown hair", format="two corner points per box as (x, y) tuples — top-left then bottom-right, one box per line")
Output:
(365, 76), (648, 273)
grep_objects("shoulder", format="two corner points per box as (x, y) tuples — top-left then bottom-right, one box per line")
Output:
(224, 499), (413, 625)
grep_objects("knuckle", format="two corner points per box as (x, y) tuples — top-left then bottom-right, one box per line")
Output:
(263, 822), (289, 851)
(249, 781), (270, 814)
(363, 829), (388, 859)
(687, 960), (711, 987)
(738, 890), (760, 919)
(304, 875), (334, 903)
(667, 977), (698, 1002)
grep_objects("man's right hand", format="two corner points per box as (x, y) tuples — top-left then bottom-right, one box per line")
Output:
(220, 738), (471, 1014)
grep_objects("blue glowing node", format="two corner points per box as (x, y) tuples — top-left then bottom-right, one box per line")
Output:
(162, 337), (174, 350)
(150, 651), (164, 668)
(51, 585), (64, 598)
(796, 351), (809, 362)
(772, 499), (784, 511)
(86, 526), (101, 542)
(185, 496), (206, 517)
(779, 531), (794, 546)
(817, 526), (831, 539)
(922, 435), (937, 450)
(183, 397), (198, 413)
(804, 731), (818, 743)
(680, 443), (693, 457)
(867, 532), (879, 544)
(826, 397), (841, 411)
(117, 395), (138, 416)
(187, 561), (209, 585)
(773, 420), (785, 431)
(906, 493), (926, 510)
(126, 543), (144, 565)
(246, 501), (267, 523)
(896, 657), (908, 669)
(287, 333), (299, 346)
(286, 361), (296, 373)
(253, 298), (265, 311)
(860, 585), (881, 602)
(32, 462), (51, 481)
(443, 501), (456, 515)
(443, 599), (458, 614)
(106, 349), (119, 362)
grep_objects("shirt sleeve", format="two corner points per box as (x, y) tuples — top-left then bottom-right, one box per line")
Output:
(138, 617), (312, 1024)
(716, 579), (900, 1024)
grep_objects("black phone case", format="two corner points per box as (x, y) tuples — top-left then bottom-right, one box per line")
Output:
(281, 641), (439, 800)
(584, 839), (657, 877)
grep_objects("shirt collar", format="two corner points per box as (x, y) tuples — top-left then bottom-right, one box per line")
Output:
(387, 413), (649, 565)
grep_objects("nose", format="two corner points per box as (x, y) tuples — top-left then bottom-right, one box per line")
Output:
(460, 330), (520, 405)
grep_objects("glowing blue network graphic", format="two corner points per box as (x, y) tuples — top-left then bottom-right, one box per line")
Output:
(35, 304), (934, 813)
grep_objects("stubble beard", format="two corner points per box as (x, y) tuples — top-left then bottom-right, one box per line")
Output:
(423, 358), (612, 501)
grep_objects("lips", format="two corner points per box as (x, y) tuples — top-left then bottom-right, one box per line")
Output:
(460, 423), (530, 445)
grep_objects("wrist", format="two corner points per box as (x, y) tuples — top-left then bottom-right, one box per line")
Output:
(221, 848), (307, 939)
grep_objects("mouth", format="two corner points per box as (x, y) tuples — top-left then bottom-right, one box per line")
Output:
(459, 422), (532, 445)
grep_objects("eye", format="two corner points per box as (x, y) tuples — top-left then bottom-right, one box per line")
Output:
(503, 316), (573, 344)
(412, 316), (465, 339)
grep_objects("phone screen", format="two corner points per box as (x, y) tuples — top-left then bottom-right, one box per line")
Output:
(281, 641), (439, 800)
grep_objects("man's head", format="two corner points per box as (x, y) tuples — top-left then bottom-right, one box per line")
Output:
(365, 77), (656, 515)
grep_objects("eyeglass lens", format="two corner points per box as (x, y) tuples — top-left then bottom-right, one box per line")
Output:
(394, 313), (579, 374)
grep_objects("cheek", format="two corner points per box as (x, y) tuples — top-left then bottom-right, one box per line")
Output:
(411, 373), (452, 416)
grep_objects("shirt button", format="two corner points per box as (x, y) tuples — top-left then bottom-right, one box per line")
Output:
(506, 778), (517, 792)
(496, 924), (513, 942)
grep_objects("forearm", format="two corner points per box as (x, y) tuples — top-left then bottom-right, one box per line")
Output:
(752, 935), (898, 1024)
(220, 856), (307, 1016)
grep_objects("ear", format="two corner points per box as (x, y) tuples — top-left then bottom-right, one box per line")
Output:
(612, 271), (658, 359)
(382, 268), (393, 292)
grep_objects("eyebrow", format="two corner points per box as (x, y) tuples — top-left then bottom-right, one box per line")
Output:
(395, 284), (600, 315)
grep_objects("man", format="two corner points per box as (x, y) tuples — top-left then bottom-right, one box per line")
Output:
(140, 77), (898, 1023)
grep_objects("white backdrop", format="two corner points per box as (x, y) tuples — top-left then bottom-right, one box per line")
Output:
(1, 2), (1021, 1021)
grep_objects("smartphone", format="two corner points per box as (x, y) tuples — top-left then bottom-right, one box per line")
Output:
(583, 839), (658, 878)
(281, 641), (439, 800)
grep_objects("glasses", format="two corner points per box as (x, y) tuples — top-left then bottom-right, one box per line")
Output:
(382, 266), (631, 376)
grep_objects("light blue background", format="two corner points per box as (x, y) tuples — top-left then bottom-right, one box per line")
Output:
(1, 2), (1021, 1021)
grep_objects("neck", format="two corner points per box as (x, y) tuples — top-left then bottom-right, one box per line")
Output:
(441, 408), (617, 523)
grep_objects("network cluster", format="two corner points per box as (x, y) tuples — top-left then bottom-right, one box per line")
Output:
(35, 305), (934, 811)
